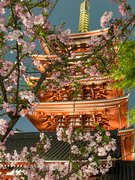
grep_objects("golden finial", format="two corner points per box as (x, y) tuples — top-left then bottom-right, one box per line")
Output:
(78, 0), (90, 33)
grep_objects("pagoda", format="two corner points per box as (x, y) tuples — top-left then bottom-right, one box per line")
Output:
(25, 0), (134, 161)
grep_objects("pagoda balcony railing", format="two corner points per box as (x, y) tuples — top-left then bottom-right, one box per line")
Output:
(35, 113), (110, 131)
(38, 83), (112, 102)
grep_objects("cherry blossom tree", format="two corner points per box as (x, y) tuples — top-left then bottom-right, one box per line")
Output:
(0, 0), (134, 141)
(0, 0), (134, 179)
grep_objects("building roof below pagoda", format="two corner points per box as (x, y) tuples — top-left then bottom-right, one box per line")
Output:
(5, 130), (120, 161)
(97, 160), (135, 180)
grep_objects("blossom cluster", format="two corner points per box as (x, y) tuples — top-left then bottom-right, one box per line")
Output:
(0, 127), (116, 179)
(0, 133), (51, 179)
(119, 4), (126, 16)
(57, 126), (116, 158)
(100, 11), (113, 29)
(56, 127), (116, 178)
(0, 119), (8, 136)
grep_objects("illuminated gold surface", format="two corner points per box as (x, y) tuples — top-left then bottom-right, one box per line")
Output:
(78, 0), (90, 33)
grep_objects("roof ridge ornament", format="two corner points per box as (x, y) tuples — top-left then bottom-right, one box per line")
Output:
(78, 0), (90, 33)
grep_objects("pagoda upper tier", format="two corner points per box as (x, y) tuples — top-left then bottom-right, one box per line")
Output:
(26, 28), (129, 132)
(39, 28), (109, 55)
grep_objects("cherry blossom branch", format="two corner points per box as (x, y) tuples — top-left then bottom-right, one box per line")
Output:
(112, 149), (135, 162)
(9, 0), (15, 19)
(0, 75), (7, 102)
(33, 15), (135, 95)
(66, 15), (135, 63)
(60, 150), (135, 180)
(33, 61), (60, 94)
(44, 38), (59, 56)
(0, 115), (20, 142)
(67, 102), (76, 179)
(47, 0), (58, 20)
(59, 160), (90, 180)
(31, 0), (59, 42)
(0, 71), (21, 140)
(56, 38), (70, 55)
(113, 25), (135, 60)
(3, 0), (59, 80)
(26, 44), (46, 70)
(15, 42), (20, 114)
(0, 112), (7, 116)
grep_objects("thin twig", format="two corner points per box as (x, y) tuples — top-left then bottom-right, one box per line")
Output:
(112, 149), (135, 161)
(31, 0), (59, 42)
(15, 42), (20, 114)
(60, 150), (135, 180)
(0, 75), (7, 102)
(67, 99), (76, 179)
(3, 0), (59, 79)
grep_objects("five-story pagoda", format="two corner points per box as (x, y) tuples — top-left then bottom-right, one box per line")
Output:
(26, 0), (133, 160)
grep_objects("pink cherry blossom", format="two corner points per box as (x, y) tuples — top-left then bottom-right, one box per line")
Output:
(98, 147), (107, 156)
(104, 144), (112, 151)
(36, 158), (45, 170)
(15, 3), (24, 13)
(0, 6), (5, 15)
(33, 60), (41, 67)
(70, 51), (75, 59)
(106, 131), (110, 136)
(0, 16), (5, 24)
(119, 5), (126, 16)
(19, 109), (25, 117)
(58, 28), (71, 45)
(34, 14), (44, 25)
(56, 71), (60, 77)
(10, 130), (14, 135)
(2, 102), (12, 112)
(114, 28), (122, 36)
(6, 86), (13, 92)
(87, 35), (101, 46)
(5, 30), (23, 41)
(100, 11), (113, 29)
(22, 42), (36, 54)
(107, 155), (111, 162)
(96, 135), (102, 142)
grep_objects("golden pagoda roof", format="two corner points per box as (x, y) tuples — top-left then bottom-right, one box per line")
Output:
(78, 0), (90, 33)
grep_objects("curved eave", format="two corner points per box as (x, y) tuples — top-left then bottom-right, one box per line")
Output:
(31, 52), (91, 61)
(24, 75), (112, 86)
(69, 28), (109, 39)
(38, 28), (109, 55)
(32, 94), (129, 113)
(38, 94), (129, 104)
(118, 128), (134, 133)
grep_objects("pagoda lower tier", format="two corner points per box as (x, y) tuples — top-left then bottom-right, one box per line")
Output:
(26, 94), (129, 132)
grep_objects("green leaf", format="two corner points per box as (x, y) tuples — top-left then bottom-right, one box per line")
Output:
(17, 26), (21, 30)
(77, 170), (81, 176)
(72, 162), (79, 168)
(18, 21), (23, 25)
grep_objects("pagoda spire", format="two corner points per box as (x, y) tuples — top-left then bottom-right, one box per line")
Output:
(78, 0), (90, 33)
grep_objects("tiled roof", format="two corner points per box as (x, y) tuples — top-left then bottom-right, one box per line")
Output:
(119, 125), (134, 131)
(5, 130), (121, 161)
(97, 160), (135, 180)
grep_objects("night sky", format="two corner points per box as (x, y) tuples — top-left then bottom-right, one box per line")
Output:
(12, 0), (135, 132)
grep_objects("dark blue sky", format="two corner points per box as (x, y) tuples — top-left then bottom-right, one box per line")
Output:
(12, 0), (135, 132)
